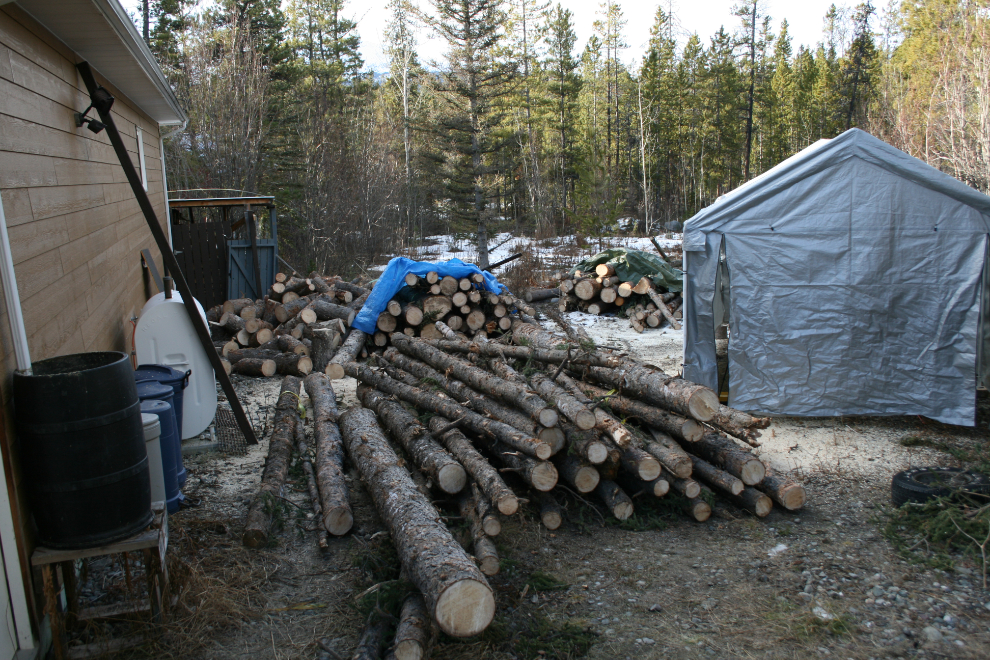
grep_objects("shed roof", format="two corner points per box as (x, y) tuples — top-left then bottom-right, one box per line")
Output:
(14, 0), (185, 125)
(683, 128), (990, 251)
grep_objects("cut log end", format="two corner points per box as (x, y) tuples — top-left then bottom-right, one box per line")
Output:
(435, 580), (496, 638)
(541, 510), (562, 530)
(585, 442), (608, 465)
(325, 507), (354, 536)
(682, 419), (705, 442)
(740, 461), (767, 486)
(530, 462), (558, 491)
(652, 478), (670, 497)
(242, 529), (266, 548)
(438, 464), (468, 495)
(574, 410), (597, 431)
(687, 499), (712, 522)
(537, 408), (559, 429)
(326, 363), (346, 380)
(687, 389), (720, 422)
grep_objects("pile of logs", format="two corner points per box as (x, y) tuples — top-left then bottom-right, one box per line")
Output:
(552, 264), (683, 333)
(207, 272), (372, 378)
(239, 276), (806, 648)
(369, 271), (539, 348)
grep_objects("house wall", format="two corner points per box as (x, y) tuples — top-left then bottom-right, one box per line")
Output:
(0, 4), (169, 633)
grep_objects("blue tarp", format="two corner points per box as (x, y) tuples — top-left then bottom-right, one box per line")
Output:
(352, 257), (506, 334)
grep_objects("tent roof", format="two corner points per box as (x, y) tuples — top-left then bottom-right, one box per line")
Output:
(683, 128), (990, 251)
(14, 0), (185, 125)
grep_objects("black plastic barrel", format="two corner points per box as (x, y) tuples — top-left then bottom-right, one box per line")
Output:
(13, 352), (152, 549)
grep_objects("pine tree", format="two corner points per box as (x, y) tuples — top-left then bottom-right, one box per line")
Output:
(840, 2), (878, 129)
(422, 0), (517, 268)
(542, 4), (581, 228)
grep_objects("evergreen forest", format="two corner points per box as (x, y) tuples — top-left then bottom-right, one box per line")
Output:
(138, 1), (990, 273)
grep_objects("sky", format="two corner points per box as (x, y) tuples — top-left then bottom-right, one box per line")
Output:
(121, 0), (852, 72)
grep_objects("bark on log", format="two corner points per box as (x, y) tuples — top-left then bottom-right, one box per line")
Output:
(391, 334), (558, 428)
(620, 446), (661, 481)
(347, 290), (371, 311)
(428, 417), (519, 516)
(596, 480), (634, 520)
(232, 358), (276, 377)
(276, 297), (313, 323)
(293, 415), (328, 548)
(424, 339), (628, 369)
(352, 612), (390, 660)
(757, 468), (806, 511)
(223, 298), (254, 315)
(575, 382), (705, 443)
(470, 518), (500, 576)
(683, 432), (766, 486)
(690, 455), (744, 496)
(358, 386), (467, 495)
(526, 371), (596, 430)
(471, 482), (500, 536)
(708, 405), (771, 447)
(523, 288), (559, 303)
(684, 495), (712, 522)
(219, 312), (246, 334)
(326, 329), (367, 379)
(339, 407), (495, 637)
(303, 374), (353, 535)
(643, 429), (693, 479)
(561, 422), (608, 465)
(225, 348), (282, 364)
(729, 487), (773, 517)
(617, 473), (670, 498)
(392, 593), (434, 660)
(552, 453), (600, 493)
(243, 377), (301, 547)
(345, 363), (551, 460)
(309, 327), (340, 373)
(554, 372), (634, 448)
(475, 438), (557, 491)
(382, 349), (563, 452)
(645, 282), (681, 330)
(269, 353), (311, 376)
(664, 468), (701, 499)
(535, 491), (563, 530)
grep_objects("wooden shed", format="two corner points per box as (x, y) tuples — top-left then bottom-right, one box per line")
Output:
(0, 1), (185, 656)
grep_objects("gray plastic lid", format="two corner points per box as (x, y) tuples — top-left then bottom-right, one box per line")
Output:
(142, 413), (161, 441)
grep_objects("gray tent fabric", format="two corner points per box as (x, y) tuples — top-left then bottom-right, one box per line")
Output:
(682, 129), (990, 426)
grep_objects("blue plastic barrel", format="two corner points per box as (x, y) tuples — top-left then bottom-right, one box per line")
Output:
(136, 381), (186, 488)
(140, 400), (181, 513)
(134, 364), (191, 439)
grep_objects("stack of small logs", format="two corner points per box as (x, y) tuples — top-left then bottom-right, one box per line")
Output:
(241, 315), (807, 648)
(369, 270), (539, 348)
(553, 263), (683, 333)
(207, 272), (372, 379)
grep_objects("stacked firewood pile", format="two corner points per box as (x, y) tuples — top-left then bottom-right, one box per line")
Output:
(368, 271), (538, 348)
(207, 272), (371, 379)
(552, 263), (683, 333)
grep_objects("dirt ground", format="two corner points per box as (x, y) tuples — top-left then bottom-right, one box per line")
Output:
(114, 312), (990, 660)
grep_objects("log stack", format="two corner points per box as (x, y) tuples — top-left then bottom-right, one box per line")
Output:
(555, 266), (683, 333)
(208, 272), (372, 378)
(367, 270), (538, 348)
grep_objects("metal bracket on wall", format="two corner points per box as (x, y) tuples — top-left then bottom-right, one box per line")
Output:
(141, 249), (164, 293)
(77, 62), (257, 445)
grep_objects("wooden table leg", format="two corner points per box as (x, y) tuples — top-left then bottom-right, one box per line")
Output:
(143, 549), (163, 625)
(42, 565), (65, 660)
(60, 561), (78, 622)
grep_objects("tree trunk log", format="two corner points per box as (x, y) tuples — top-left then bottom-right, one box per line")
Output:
(345, 362), (551, 460)
(223, 298), (254, 315)
(757, 468), (806, 511)
(575, 382), (705, 443)
(645, 281), (681, 330)
(225, 348), (281, 364)
(684, 494), (712, 522)
(293, 414), (327, 548)
(620, 446), (661, 481)
(308, 327), (340, 374)
(729, 486), (773, 517)
(561, 422), (608, 464)
(476, 438), (557, 491)
(690, 455), (744, 496)
(339, 407), (495, 637)
(243, 377), (301, 547)
(351, 612), (390, 660)
(664, 468), (701, 499)
(617, 473), (670, 498)
(391, 334), (558, 428)
(392, 593), (434, 660)
(644, 429), (693, 478)
(526, 371), (596, 430)
(303, 374), (353, 536)
(471, 482), (500, 536)
(682, 432), (766, 486)
(552, 453), (600, 493)
(524, 288), (559, 303)
(535, 491), (563, 530)
(595, 480), (633, 520)
(708, 405), (771, 447)
(358, 386), (467, 495)
(326, 329), (366, 379)
(428, 416), (519, 516)
(274, 353), (313, 376)
(232, 358), (276, 377)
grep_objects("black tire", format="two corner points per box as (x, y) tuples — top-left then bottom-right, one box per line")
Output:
(891, 467), (990, 507)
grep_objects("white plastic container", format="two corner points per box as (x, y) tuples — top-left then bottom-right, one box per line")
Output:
(135, 291), (218, 439)
(142, 413), (165, 504)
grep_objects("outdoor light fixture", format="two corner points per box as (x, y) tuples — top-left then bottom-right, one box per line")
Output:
(74, 85), (115, 134)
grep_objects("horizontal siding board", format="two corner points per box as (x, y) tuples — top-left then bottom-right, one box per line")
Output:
(0, 151), (57, 188)
(0, 114), (89, 160)
(13, 249), (63, 300)
(64, 203), (119, 242)
(0, 42), (10, 80)
(0, 9), (73, 84)
(28, 183), (106, 220)
(8, 215), (68, 264)
(0, 188), (32, 226)
(54, 158), (115, 187)
(21, 261), (90, 339)
(59, 223), (116, 274)
(0, 77), (74, 134)
(8, 49), (88, 112)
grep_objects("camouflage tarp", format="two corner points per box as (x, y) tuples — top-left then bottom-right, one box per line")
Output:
(568, 247), (682, 293)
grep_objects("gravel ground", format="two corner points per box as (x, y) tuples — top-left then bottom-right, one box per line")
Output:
(137, 311), (990, 660)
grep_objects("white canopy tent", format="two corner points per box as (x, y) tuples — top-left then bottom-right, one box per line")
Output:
(682, 128), (990, 426)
